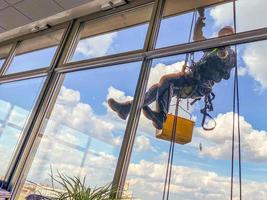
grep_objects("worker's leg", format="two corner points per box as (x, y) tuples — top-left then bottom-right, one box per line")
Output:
(108, 72), (188, 122)
(108, 83), (160, 120)
(143, 72), (189, 129)
(156, 72), (189, 114)
(143, 85), (174, 129)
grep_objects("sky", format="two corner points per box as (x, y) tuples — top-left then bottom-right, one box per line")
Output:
(0, 0), (267, 199)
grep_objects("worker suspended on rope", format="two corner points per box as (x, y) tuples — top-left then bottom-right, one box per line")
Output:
(108, 8), (236, 130)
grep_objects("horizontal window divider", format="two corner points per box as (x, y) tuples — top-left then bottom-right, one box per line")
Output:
(57, 50), (145, 73)
(0, 68), (48, 84)
(76, 0), (154, 25)
(54, 27), (267, 75)
(146, 27), (267, 59)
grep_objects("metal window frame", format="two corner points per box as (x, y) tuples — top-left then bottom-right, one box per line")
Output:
(0, 0), (265, 199)
(1, 20), (74, 189)
(0, 42), (19, 76)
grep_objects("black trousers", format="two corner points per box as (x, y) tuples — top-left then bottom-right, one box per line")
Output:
(142, 72), (192, 117)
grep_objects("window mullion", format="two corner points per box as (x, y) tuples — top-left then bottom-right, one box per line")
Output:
(112, 0), (166, 197)
(7, 20), (77, 200)
(0, 42), (19, 76)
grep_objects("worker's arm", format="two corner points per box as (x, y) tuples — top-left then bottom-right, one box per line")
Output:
(183, 8), (206, 73)
(193, 7), (206, 42)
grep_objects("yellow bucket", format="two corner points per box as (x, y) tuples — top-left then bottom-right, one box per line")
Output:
(156, 114), (195, 144)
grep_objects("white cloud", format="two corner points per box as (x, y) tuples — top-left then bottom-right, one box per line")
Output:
(237, 66), (247, 76)
(195, 112), (267, 162)
(235, 0), (267, 32)
(147, 62), (184, 88)
(25, 85), (127, 188)
(106, 86), (133, 103)
(47, 86), (119, 146)
(209, 0), (267, 32)
(242, 41), (267, 89)
(210, 2), (233, 29)
(75, 32), (117, 58)
(27, 135), (117, 188)
(134, 135), (156, 152)
(127, 159), (267, 200)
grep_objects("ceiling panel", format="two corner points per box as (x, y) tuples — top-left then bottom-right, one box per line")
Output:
(0, 0), (8, 9)
(55, 0), (93, 10)
(14, 0), (64, 20)
(0, 7), (31, 30)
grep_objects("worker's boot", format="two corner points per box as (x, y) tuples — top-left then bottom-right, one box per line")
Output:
(143, 106), (166, 130)
(108, 98), (132, 120)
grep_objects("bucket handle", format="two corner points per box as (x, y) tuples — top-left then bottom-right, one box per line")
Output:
(170, 102), (193, 120)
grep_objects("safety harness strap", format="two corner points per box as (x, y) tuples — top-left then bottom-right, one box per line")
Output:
(200, 92), (216, 131)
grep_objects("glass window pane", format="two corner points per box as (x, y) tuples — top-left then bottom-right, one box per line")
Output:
(70, 4), (153, 62)
(0, 44), (12, 70)
(126, 42), (267, 199)
(156, 0), (234, 48)
(0, 77), (45, 180)
(236, 40), (267, 198)
(19, 62), (141, 199)
(5, 29), (65, 74)
(212, 0), (267, 33)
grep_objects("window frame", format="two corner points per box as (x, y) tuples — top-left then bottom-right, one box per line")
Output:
(0, 0), (265, 199)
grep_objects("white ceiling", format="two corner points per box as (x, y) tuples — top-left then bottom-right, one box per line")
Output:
(0, 0), (126, 43)
(0, 0), (96, 31)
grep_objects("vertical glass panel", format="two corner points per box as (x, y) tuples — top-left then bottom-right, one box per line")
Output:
(70, 4), (153, 62)
(156, 0), (233, 48)
(215, 0), (267, 32)
(0, 44), (12, 70)
(0, 77), (45, 180)
(20, 62), (141, 199)
(6, 29), (65, 74)
(236, 40), (267, 199)
(126, 42), (267, 199)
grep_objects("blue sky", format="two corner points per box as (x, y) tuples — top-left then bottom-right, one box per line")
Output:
(0, 1), (267, 199)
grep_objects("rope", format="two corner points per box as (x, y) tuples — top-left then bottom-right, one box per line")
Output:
(162, 88), (179, 200)
(162, 10), (196, 200)
(230, 0), (242, 199)
(183, 10), (196, 72)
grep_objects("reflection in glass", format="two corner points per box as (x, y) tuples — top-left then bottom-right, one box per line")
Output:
(235, 0), (267, 32)
(236, 41), (267, 197)
(157, 0), (233, 48)
(126, 41), (267, 199)
(6, 29), (64, 74)
(70, 4), (153, 62)
(20, 62), (141, 199)
(0, 77), (45, 180)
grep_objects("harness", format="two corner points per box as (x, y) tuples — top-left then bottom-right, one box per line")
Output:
(186, 47), (235, 130)
(200, 92), (216, 130)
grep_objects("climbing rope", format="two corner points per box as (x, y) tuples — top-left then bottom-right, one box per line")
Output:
(162, 9), (197, 200)
(182, 9), (197, 73)
(230, 0), (242, 199)
(162, 93), (179, 200)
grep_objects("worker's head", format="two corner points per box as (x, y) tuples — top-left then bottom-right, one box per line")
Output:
(218, 26), (234, 37)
